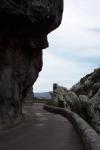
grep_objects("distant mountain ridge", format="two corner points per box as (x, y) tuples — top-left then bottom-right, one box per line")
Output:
(34, 92), (51, 99)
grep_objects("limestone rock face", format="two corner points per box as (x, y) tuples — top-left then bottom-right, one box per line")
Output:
(0, 0), (63, 128)
(0, 0), (63, 36)
(71, 68), (100, 98)
(52, 83), (100, 134)
(24, 87), (34, 104)
(52, 83), (79, 109)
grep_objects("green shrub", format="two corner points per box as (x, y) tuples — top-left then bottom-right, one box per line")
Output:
(58, 100), (65, 108)
(46, 100), (58, 107)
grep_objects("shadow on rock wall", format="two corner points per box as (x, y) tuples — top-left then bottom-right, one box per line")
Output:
(0, 0), (63, 128)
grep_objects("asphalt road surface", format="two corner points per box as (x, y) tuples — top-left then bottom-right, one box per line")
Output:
(0, 104), (83, 150)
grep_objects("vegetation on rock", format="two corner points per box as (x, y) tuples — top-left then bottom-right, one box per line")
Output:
(52, 68), (100, 134)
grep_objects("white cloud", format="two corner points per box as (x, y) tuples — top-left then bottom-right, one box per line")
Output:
(34, 51), (97, 92)
(76, 48), (100, 59)
(34, 0), (100, 92)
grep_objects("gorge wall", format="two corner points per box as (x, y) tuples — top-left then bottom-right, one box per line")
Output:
(0, 0), (63, 128)
(52, 68), (100, 134)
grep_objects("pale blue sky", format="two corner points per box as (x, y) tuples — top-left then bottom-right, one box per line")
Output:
(34, 0), (100, 92)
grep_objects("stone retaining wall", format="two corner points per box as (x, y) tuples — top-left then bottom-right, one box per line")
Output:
(44, 105), (100, 150)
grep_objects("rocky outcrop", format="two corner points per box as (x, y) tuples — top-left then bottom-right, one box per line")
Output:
(0, 0), (63, 36)
(71, 68), (100, 98)
(52, 68), (100, 134)
(0, 0), (63, 128)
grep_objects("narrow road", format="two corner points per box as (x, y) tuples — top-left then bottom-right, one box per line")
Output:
(0, 104), (83, 150)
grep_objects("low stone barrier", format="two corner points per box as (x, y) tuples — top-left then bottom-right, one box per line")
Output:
(44, 105), (100, 150)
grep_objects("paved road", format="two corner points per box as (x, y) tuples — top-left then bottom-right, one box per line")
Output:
(0, 104), (83, 150)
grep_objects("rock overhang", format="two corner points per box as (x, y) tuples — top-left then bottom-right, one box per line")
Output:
(0, 0), (63, 37)
(0, 0), (64, 127)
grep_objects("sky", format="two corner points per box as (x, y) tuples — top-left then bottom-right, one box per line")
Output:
(34, 0), (100, 92)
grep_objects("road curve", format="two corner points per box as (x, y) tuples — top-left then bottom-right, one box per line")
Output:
(0, 104), (83, 150)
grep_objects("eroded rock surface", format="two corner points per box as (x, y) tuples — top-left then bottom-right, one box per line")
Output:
(0, 0), (63, 36)
(0, 0), (63, 128)
(52, 68), (100, 134)
(71, 68), (100, 98)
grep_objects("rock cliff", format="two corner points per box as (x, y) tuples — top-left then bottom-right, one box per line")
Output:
(71, 68), (100, 98)
(52, 68), (100, 134)
(0, 0), (63, 128)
